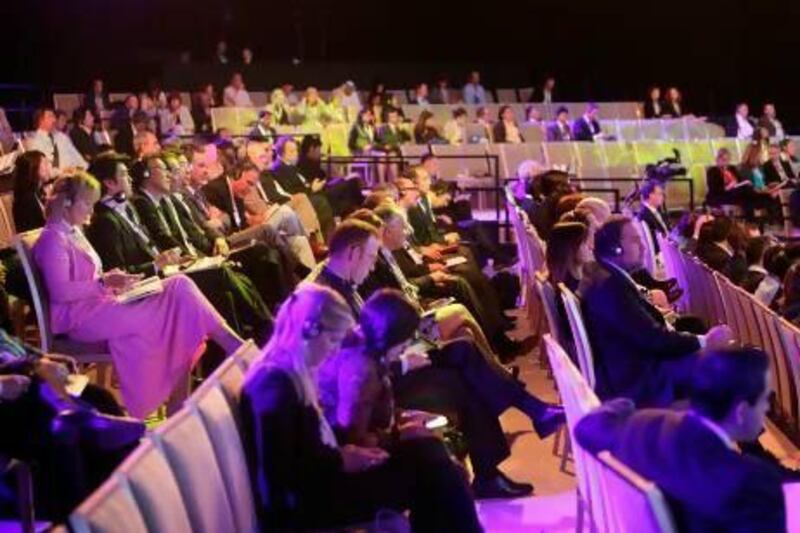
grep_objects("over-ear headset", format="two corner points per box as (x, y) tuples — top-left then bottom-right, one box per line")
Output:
(301, 318), (321, 340)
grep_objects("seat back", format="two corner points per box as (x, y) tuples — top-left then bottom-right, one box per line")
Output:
(543, 334), (605, 531)
(559, 284), (596, 388)
(14, 230), (54, 350)
(117, 441), (193, 533)
(191, 383), (258, 533)
(535, 273), (562, 345)
(0, 192), (16, 249)
(597, 451), (677, 533)
(69, 475), (149, 533)
(232, 339), (263, 370)
(151, 408), (238, 533)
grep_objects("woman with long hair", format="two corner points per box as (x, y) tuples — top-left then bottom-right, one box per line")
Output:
(32, 173), (243, 417)
(12, 150), (51, 232)
(412, 110), (446, 145)
(546, 222), (593, 293)
(492, 105), (524, 143)
(348, 108), (377, 155)
(241, 284), (481, 531)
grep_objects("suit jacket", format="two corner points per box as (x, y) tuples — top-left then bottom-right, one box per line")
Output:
(202, 176), (249, 232)
(643, 100), (664, 119)
(706, 165), (744, 206)
(69, 127), (99, 162)
(575, 407), (786, 533)
(114, 122), (136, 158)
(661, 101), (684, 118)
(84, 91), (110, 114)
(12, 192), (45, 233)
(130, 192), (183, 252)
(168, 194), (214, 255)
(85, 201), (158, 276)
(761, 159), (795, 186)
(637, 205), (669, 254)
(491, 121), (525, 143)
(571, 117), (601, 142)
(697, 242), (747, 284)
(758, 116), (783, 138)
(269, 161), (311, 195)
(579, 261), (700, 405)
(546, 121), (572, 142)
(376, 124), (410, 152)
(407, 200), (444, 246)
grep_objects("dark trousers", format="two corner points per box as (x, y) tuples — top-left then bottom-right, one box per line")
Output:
(394, 365), (510, 480)
(304, 438), (481, 532)
(230, 243), (295, 312)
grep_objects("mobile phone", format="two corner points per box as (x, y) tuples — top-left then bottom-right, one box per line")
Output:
(425, 415), (448, 430)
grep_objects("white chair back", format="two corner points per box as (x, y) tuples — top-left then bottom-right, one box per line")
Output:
(535, 273), (563, 345)
(117, 441), (193, 533)
(151, 408), (238, 533)
(232, 339), (263, 369)
(191, 383), (258, 533)
(597, 451), (677, 533)
(69, 475), (148, 533)
(632, 217), (657, 275)
(14, 230), (54, 350)
(559, 284), (596, 388)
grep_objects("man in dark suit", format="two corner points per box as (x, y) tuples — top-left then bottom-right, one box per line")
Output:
(376, 107), (410, 155)
(579, 216), (733, 406)
(113, 111), (148, 159)
(575, 347), (788, 532)
(762, 143), (796, 187)
(571, 103), (603, 142)
(636, 180), (670, 254)
(309, 220), (564, 499)
(696, 216), (748, 284)
(126, 155), (274, 343)
(741, 237), (771, 294)
(546, 107), (573, 142)
(68, 107), (100, 162)
(84, 78), (111, 115)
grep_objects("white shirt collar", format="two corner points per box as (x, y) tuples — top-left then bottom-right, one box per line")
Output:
(748, 264), (767, 275)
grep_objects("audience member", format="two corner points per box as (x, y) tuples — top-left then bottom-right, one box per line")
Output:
(12, 150), (51, 233)
(637, 180), (669, 253)
(114, 110), (149, 159)
(26, 108), (87, 174)
(413, 110), (446, 144)
(158, 92), (194, 137)
(248, 109), (277, 143)
(240, 283), (482, 530)
(241, 47), (254, 66)
(697, 216), (748, 284)
(758, 244), (789, 308)
(340, 80), (361, 108)
(443, 107), (468, 145)
(348, 108), (377, 154)
(33, 172), (244, 417)
(536, 76), (557, 104)
(223, 72), (253, 107)
(84, 78), (110, 115)
(69, 107), (101, 162)
(580, 216), (733, 406)
(762, 143), (796, 187)
(376, 107), (410, 155)
(214, 40), (229, 64)
(732, 102), (755, 140)
(463, 70), (487, 105)
(576, 348), (787, 532)
(741, 236), (772, 294)
(546, 106), (573, 141)
(571, 103), (604, 142)
(643, 86), (664, 119)
(524, 106), (543, 126)
(430, 75), (453, 104)
(758, 103), (785, 140)
(411, 82), (430, 106)
(662, 87), (685, 117)
(493, 106), (524, 144)
(296, 87), (329, 128)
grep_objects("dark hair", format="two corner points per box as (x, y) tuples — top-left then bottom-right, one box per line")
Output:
(363, 191), (392, 210)
(497, 105), (513, 121)
(745, 236), (770, 266)
(782, 262), (800, 310)
(764, 245), (790, 279)
(706, 216), (733, 243)
(690, 347), (770, 421)
(299, 134), (322, 157)
(274, 136), (296, 156)
(555, 193), (585, 219)
(33, 107), (54, 128)
(73, 106), (95, 126)
(360, 289), (420, 357)
(546, 222), (589, 286)
(13, 150), (47, 198)
(555, 106), (569, 117)
(639, 179), (662, 201)
(780, 138), (794, 151)
(452, 107), (467, 119)
(594, 215), (631, 259)
(88, 155), (126, 192)
(328, 219), (380, 256)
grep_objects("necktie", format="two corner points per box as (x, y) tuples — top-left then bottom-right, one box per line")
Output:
(160, 197), (197, 256)
(48, 132), (60, 168)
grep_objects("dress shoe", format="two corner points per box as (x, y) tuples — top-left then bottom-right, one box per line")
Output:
(52, 409), (145, 451)
(497, 471), (534, 494)
(472, 474), (534, 499)
(531, 404), (566, 439)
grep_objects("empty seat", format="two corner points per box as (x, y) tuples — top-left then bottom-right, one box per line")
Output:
(431, 143), (497, 178)
(543, 142), (578, 170)
(520, 123), (545, 144)
(232, 339), (263, 369)
(70, 475), (148, 533)
(152, 408), (238, 533)
(118, 441), (193, 533)
(495, 88), (518, 103)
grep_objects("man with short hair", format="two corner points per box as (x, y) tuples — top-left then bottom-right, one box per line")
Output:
(462, 71), (487, 105)
(637, 179), (669, 254)
(411, 82), (430, 106)
(133, 129), (160, 160)
(732, 102), (755, 140)
(25, 108), (87, 174)
(376, 107), (410, 155)
(310, 220), (565, 499)
(223, 72), (253, 107)
(580, 216), (734, 406)
(571, 103), (603, 142)
(546, 106), (572, 141)
(762, 143), (796, 186)
(158, 93), (194, 137)
(758, 103), (785, 140)
(576, 347), (787, 532)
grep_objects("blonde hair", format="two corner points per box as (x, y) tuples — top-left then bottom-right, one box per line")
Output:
(45, 172), (101, 221)
(256, 283), (354, 406)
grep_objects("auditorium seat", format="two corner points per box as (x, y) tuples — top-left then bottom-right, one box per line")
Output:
(559, 285), (596, 388)
(69, 475), (148, 533)
(498, 142), (542, 179)
(710, 138), (742, 163)
(117, 441), (194, 532)
(520, 123), (545, 144)
(431, 143), (497, 178)
(543, 142), (578, 170)
(152, 408), (238, 533)
(595, 451), (676, 533)
(496, 88), (517, 103)
(232, 338), (262, 369)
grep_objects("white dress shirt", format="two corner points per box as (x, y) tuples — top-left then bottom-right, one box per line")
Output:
(25, 129), (87, 172)
(736, 115), (754, 140)
(223, 86), (253, 107)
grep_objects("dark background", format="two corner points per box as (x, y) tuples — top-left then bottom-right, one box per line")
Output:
(1, 0), (799, 128)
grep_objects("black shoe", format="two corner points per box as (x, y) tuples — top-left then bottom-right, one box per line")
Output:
(52, 409), (145, 451)
(666, 286), (684, 304)
(497, 471), (534, 494)
(532, 404), (566, 439)
(472, 474), (534, 499)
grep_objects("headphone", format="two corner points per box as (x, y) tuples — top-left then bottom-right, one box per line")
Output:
(301, 318), (321, 340)
(613, 246), (623, 256)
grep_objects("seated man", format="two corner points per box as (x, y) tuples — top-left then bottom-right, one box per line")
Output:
(25, 108), (87, 175)
(268, 136), (336, 239)
(575, 347), (788, 532)
(579, 215), (733, 406)
(636, 180), (670, 255)
(307, 220), (564, 500)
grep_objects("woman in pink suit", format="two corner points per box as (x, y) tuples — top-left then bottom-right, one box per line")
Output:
(32, 172), (244, 418)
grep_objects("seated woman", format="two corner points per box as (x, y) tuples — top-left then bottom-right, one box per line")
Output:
(12, 150), (51, 233)
(492, 105), (524, 144)
(413, 110), (447, 145)
(240, 284), (482, 531)
(32, 173), (244, 418)
(318, 289), (536, 499)
(347, 108), (378, 155)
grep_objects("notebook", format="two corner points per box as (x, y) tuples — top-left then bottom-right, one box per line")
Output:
(116, 276), (163, 304)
